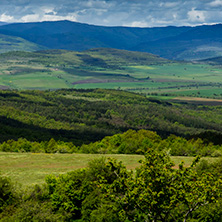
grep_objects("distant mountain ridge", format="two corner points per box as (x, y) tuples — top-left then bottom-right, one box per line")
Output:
(0, 20), (222, 60)
(0, 20), (191, 56)
(134, 24), (222, 60)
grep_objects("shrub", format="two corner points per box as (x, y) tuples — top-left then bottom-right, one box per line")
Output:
(0, 173), (15, 213)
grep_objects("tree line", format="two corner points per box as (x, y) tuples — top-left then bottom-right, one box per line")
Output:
(0, 130), (221, 157)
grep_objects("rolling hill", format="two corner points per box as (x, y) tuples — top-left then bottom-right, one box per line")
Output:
(0, 20), (191, 57)
(0, 22), (7, 26)
(134, 24), (222, 60)
(0, 88), (221, 145)
(0, 33), (46, 53)
(0, 48), (169, 67)
(0, 48), (169, 89)
(1, 20), (222, 60)
(199, 55), (222, 65)
(0, 48), (221, 100)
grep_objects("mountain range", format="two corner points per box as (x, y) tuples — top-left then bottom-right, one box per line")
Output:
(0, 20), (222, 60)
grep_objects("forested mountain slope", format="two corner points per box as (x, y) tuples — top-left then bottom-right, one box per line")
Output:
(0, 89), (221, 145)
(133, 24), (222, 60)
(1, 21), (222, 60)
(0, 20), (191, 53)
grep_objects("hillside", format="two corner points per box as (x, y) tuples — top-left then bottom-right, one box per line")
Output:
(199, 55), (222, 65)
(0, 48), (221, 99)
(0, 20), (191, 58)
(1, 20), (222, 60)
(0, 33), (46, 53)
(0, 48), (169, 66)
(0, 22), (7, 26)
(0, 48), (169, 90)
(133, 24), (222, 60)
(0, 89), (221, 146)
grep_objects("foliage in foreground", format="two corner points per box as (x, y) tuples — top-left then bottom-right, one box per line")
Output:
(0, 150), (221, 222)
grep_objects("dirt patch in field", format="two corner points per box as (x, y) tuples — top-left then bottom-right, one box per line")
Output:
(0, 85), (9, 89)
(170, 97), (222, 106)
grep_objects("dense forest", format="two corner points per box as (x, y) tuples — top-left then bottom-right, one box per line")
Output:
(0, 88), (221, 145)
(0, 88), (222, 221)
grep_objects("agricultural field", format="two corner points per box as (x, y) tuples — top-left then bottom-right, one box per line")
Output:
(170, 96), (222, 106)
(0, 49), (221, 99)
(0, 152), (218, 187)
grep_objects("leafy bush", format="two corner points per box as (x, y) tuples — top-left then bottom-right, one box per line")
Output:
(190, 199), (222, 222)
(0, 173), (15, 213)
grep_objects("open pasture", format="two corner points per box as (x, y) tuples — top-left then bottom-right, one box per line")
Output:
(126, 63), (221, 81)
(0, 50), (221, 99)
(169, 96), (222, 105)
(0, 152), (217, 187)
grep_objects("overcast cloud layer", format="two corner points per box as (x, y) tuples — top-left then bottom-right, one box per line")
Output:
(1, 0), (222, 27)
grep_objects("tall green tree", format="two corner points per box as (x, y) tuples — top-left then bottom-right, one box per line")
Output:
(102, 150), (222, 222)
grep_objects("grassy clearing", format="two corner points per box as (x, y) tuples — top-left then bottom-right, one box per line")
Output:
(0, 152), (217, 187)
(74, 81), (193, 90)
(126, 63), (218, 80)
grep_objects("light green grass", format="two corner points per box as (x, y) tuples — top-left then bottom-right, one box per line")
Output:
(126, 63), (222, 82)
(0, 50), (222, 98)
(72, 63), (222, 98)
(173, 88), (222, 97)
(74, 81), (192, 90)
(0, 152), (217, 187)
(0, 72), (70, 89)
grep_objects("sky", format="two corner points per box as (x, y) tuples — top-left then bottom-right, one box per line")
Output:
(0, 0), (222, 27)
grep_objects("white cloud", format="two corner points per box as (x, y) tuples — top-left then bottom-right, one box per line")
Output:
(159, 2), (179, 8)
(188, 8), (206, 22)
(41, 13), (77, 22)
(20, 9), (77, 23)
(83, 0), (113, 9)
(0, 13), (14, 22)
(208, 0), (222, 7)
(21, 14), (40, 22)
(128, 21), (149, 27)
(0, 0), (222, 27)
(41, 7), (55, 14)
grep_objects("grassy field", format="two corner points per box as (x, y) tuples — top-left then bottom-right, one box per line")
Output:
(0, 49), (221, 99)
(0, 152), (218, 187)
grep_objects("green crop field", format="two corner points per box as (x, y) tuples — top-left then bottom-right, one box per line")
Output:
(0, 152), (218, 187)
(0, 49), (221, 99)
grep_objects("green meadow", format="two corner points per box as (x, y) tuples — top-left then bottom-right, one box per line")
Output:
(0, 49), (221, 99)
(0, 152), (217, 187)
